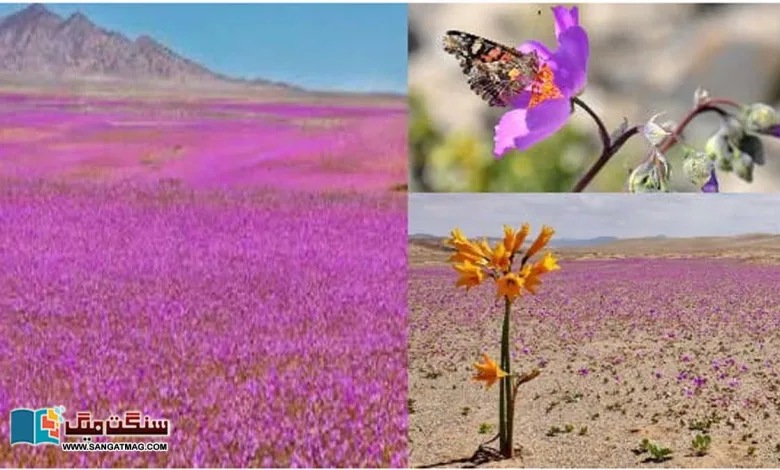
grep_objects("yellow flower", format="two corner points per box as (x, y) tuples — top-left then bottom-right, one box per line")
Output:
(512, 223), (531, 253)
(502, 225), (515, 253)
(453, 260), (485, 289)
(532, 252), (561, 275)
(445, 229), (490, 266)
(473, 353), (508, 389)
(519, 264), (543, 295)
(445, 227), (469, 246)
(476, 238), (493, 258)
(496, 272), (524, 301)
(525, 225), (555, 260)
(488, 241), (511, 272)
(448, 247), (486, 265)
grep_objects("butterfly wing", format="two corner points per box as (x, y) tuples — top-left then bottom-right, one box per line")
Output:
(442, 30), (539, 107)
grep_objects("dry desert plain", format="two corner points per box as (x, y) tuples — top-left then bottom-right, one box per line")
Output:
(409, 235), (780, 468)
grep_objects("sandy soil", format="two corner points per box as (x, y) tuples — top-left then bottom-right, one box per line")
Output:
(408, 237), (780, 468)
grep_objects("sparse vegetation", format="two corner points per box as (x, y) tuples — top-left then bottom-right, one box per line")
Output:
(691, 434), (711, 456)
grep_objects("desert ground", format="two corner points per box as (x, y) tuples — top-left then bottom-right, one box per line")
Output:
(0, 88), (408, 467)
(409, 236), (780, 468)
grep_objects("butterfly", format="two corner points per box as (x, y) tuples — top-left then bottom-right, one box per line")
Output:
(442, 30), (540, 107)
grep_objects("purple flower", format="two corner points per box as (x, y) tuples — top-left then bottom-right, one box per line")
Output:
(728, 378), (740, 388)
(494, 5), (589, 157)
(578, 367), (589, 376)
(692, 376), (707, 388)
(701, 170), (719, 193)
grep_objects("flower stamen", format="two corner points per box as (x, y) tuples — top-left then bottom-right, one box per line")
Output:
(528, 64), (563, 109)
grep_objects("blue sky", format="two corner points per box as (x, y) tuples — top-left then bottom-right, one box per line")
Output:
(409, 194), (780, 239)
(0, 3), (407, 93)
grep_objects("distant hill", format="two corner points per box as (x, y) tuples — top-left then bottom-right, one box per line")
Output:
(408, 233), (619, 249)
(0, 3), (402, 100)
(408, 233), (780, 265)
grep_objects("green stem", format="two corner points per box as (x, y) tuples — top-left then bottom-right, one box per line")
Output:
(499, 363), (506, 454)
(499, 297), (513, 458)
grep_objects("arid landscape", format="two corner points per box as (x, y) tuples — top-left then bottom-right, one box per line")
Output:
(0, 4), (407, 467)
(409, 235), (780, 468)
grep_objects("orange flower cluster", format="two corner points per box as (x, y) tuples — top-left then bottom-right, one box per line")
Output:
(445, 224), (560, 302)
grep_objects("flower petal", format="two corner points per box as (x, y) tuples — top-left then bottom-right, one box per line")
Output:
(551, 5), (579, 39)
(513, 98), (571, 152)
(549, 25), (589, 96)
(494, 107), (530, 157)
(701, 170), (719, 193)
(509, 90), (532, 109)
(517, 40), (553, 62)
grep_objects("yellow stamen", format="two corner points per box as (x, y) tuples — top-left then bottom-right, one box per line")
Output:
(528, 64), (563, 109)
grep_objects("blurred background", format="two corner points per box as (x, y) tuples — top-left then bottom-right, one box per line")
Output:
(409, 3), (780, 192)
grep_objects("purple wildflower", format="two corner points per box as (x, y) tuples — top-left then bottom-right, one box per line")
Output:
(494, 5), (589, 156)
(701, 170), (719, 193)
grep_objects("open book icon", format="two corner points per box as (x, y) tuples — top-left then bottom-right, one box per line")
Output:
(9, 407), (64, 446)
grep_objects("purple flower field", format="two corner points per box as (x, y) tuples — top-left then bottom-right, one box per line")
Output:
(0, 93), (407, 192)
(0, 93), (408, 467)
(409, 256), (780, 467)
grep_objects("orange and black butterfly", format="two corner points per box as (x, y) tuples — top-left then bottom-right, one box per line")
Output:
(442, 30), (540, 107)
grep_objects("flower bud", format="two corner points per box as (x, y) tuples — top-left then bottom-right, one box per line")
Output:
(733, 152), (755, 183)
(628, 155), (670, 193)
(723, 115), (745, 140)
(682, 150), (715, 188)
(693, 87), (710, 107)
(705, 131), (733, 172)
(610, 117), (629, 143)
(737, 134), (765, 166)
(642, 113), (671, 147)
(743, 103), (779, 133)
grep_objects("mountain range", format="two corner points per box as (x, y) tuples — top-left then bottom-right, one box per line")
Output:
(0, 4), (299, 90)
(407, 233), (624, 249)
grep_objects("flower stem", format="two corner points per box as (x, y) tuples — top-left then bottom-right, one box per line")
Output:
(571, 96), (610, 147)
(570, 96), (735, 192)
(571, 125), (640, 192)
(658, 105), (729, 154)
(499, 297), (513, 458)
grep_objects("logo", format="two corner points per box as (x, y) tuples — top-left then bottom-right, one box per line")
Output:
(10, 406), (66, 446)
(442, 30), (540, 108)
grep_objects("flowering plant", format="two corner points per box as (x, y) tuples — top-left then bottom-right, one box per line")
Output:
(484, 6), (778, 192)
(445, 224), (560, 458)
